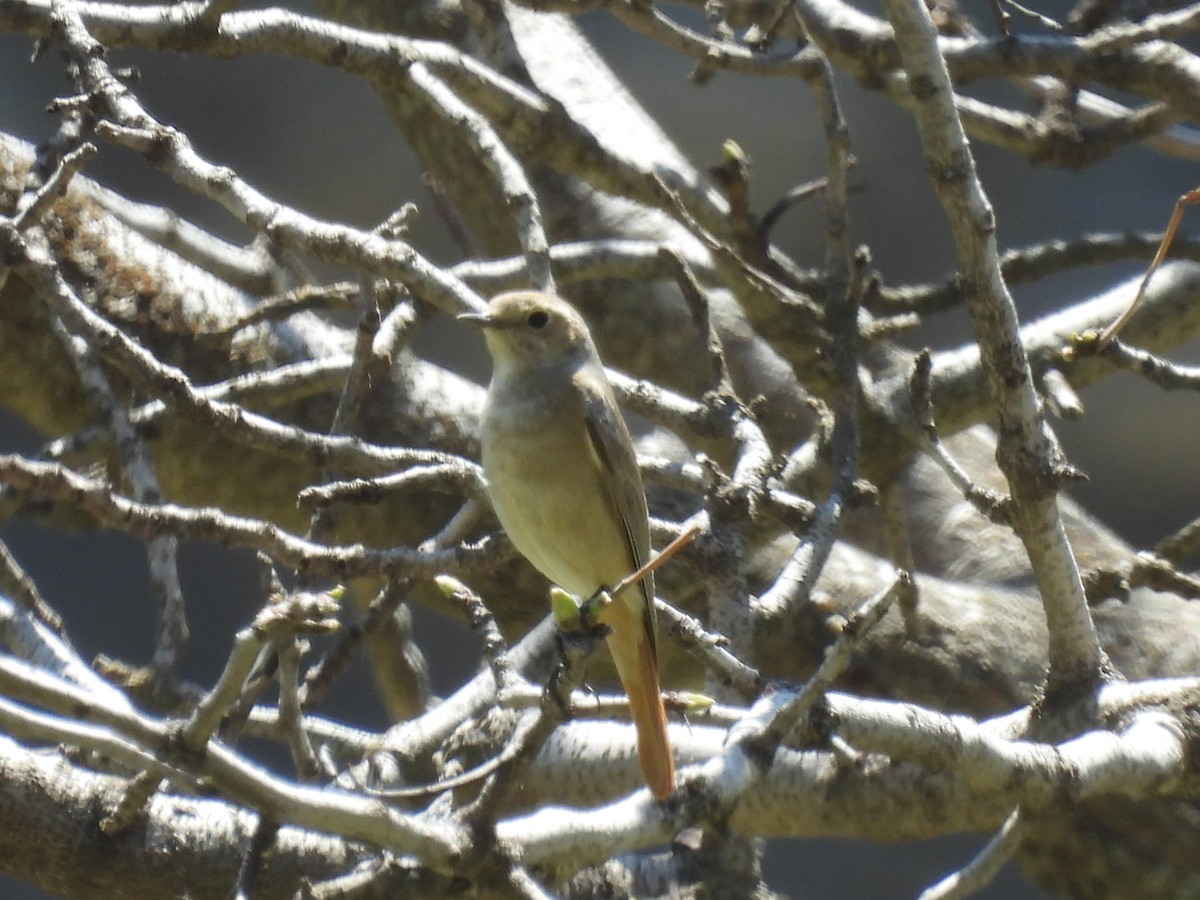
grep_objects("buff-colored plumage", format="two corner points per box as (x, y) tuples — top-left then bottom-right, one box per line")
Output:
(461, 291), (675, 800)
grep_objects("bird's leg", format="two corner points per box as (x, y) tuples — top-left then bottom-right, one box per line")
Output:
(550, 604), (609, 715)
(578, 586), (615, 633)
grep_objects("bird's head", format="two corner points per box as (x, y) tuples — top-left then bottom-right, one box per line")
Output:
(459, 291), (596, 373)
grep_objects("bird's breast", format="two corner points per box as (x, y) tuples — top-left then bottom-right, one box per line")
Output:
(480, 379), (636, 599)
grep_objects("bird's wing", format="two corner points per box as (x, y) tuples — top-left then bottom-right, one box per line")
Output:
(579, 372), (657, 652)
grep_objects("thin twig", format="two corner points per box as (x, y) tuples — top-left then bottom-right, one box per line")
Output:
(1155, 516), (1200, 565)
(13, 142), (96, 230)
(297, 464), (488, 510)
(16, 220), (189, 687)
(436, 576), (519, 695)
(0, 455), (504, 582)
(1090, 335), (1200, 390)
(1129, 553), (1200, 601)
(880, 481), (921, 639)
(203, 283), (360, 339)
(233, 817), (282, 900)
(909, 349), (1012, 525)
(0, 539), (66, 639)
(299, 578), (420, 710)
(752, 576), (903, 751)
(403, 63), (554, 294)
(655, 598), (763, 698)
(918, 807), (1024, 900)
(305, 277), (383, 549)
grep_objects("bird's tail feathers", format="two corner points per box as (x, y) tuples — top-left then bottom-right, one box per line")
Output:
(607, 605), (675, 801)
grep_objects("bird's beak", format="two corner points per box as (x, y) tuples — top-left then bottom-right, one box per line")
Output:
(457, 310), (494, 328)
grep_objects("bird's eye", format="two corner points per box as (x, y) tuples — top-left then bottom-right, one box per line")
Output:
(527, 310), (549, 329)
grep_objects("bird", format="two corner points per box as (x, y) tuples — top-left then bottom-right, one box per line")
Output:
(459, 290), (675, 801)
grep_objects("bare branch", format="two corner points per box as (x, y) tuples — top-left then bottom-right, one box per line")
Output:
(881, 0), (1109, 695)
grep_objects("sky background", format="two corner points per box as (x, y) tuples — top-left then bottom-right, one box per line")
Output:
(1, 1), (1199, 896)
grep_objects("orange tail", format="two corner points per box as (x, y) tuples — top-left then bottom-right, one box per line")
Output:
(606, 603), (675, 800)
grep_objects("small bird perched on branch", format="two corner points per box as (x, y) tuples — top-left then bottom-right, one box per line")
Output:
(460, 291), (676, 801)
